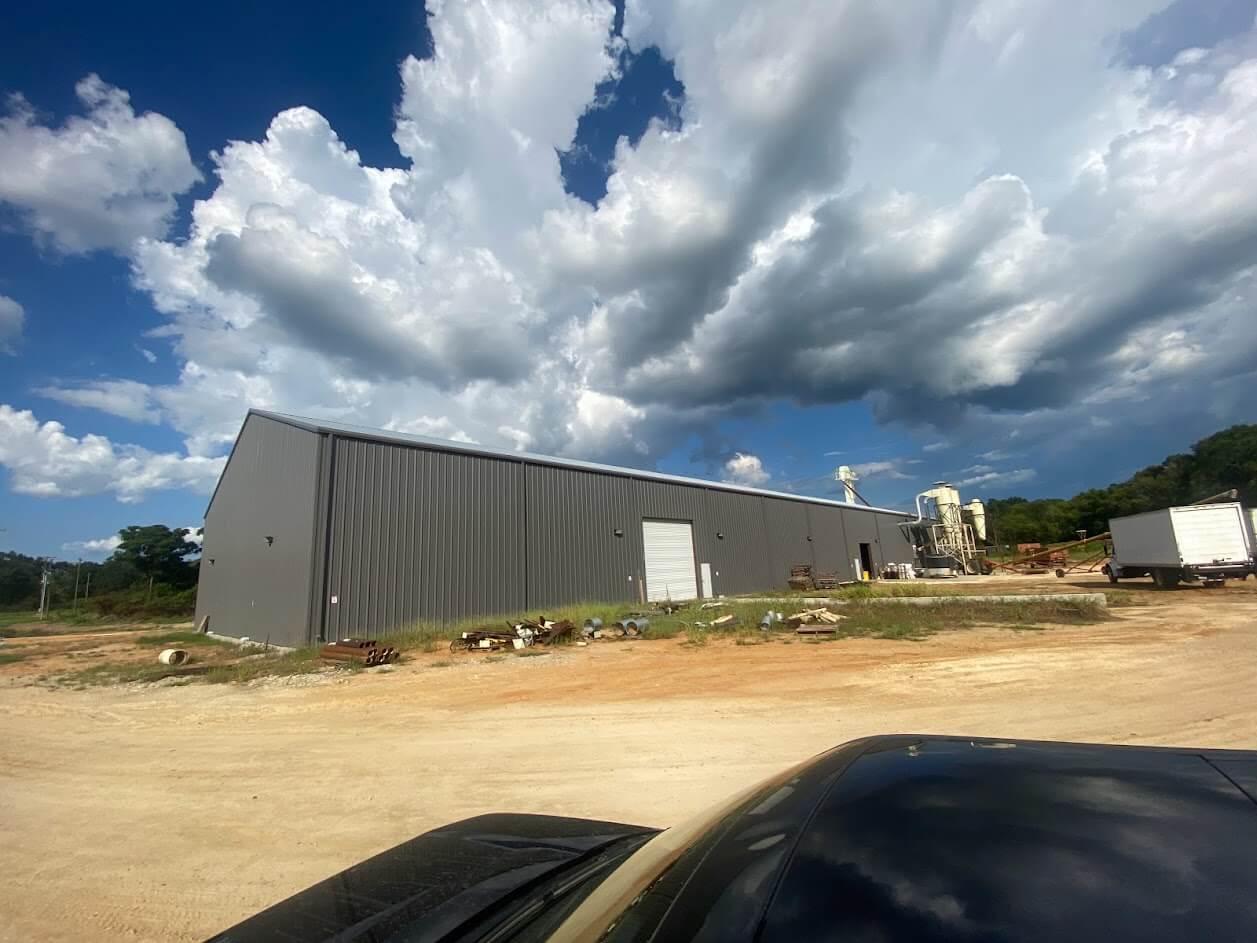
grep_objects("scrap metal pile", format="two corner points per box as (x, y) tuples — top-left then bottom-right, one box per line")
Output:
(451, 617), (575, 653)
(320, 639), (400, 666)
(581, 616), (650, 639)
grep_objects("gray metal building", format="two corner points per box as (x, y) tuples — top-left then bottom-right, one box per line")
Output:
(196, 410), (917, 647)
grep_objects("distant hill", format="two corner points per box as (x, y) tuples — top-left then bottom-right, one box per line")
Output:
(985, 425), (1257, 544)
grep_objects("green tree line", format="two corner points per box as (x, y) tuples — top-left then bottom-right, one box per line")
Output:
(0, 524), (200, 616)
(985, 424), (1257, 545)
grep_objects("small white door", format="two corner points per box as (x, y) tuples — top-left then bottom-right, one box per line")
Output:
(642, 520), (699, 601)
(700, 562), (713, 598)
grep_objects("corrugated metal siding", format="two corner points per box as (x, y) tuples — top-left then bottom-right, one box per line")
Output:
(323, 438), (525, 637)
(698, 490), (772, 596)
(525, 464), (641, 608)
(636, 478), (704, 523)
(842, 509), (885, 575)
(194, 415), (319, 647)
(875, 513), (916, 567)
(762, 497), (814, 589)
(808, 504), (856, 581)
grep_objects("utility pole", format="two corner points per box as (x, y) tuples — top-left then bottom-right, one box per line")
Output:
(38, 563), (50, 618)
(73, 559), (82, 610)
(84, 572), (91, 600)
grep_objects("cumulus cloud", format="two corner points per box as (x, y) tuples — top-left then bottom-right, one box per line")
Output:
(62, 534), (122, 557)
(5, 1), (1257, 502)
(37, 379), (160, 423)
(850, 460), (913, 481)
(0, 75), (200, 253)
(0, 294), (23, 354)
(723, 452), (770, 487)
(0, 405), (223, 502)
(956, 467), (1037, 489)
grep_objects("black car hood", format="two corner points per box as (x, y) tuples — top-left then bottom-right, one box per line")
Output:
(590, 736), (1257, 943)
(206, 813), (656, 943)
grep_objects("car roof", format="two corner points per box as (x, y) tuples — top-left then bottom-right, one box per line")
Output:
(586, 736), (1257, 942)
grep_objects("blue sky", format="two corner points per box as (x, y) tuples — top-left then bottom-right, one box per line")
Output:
(1, 0), (1256, 559)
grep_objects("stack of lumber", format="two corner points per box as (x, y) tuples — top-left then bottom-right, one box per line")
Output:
(787, 608), (846, 634)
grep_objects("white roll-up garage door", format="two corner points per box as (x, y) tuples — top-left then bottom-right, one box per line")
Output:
(642, 520), (698, 601)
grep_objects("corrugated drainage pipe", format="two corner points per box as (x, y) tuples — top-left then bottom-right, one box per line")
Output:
(621, 618), (649, 637)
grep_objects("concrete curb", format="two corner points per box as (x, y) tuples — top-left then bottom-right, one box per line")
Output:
(734, 592), (1109, 608)
(205, 631), (296, 653)
(860, 593), (1109, 608)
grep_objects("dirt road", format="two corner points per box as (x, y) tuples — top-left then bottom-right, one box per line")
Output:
(4, 577), (1257, 941)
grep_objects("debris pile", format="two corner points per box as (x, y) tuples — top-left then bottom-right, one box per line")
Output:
(693, 613), (739, 629)
(451, 617), (574, 653)
(788, 564), (813, 591)
(586, 615), (650, 639)
(789, 564), (852, 591)
(787, 608), (846, 635)
(759, 611), (785, 629)
(321, 639), (400, 666)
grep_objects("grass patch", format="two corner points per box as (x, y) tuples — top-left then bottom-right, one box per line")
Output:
(0, 650), (30, 664)
(52, 660), (201, 687)
(49, 646), (359, 687)
(0, 615), (143, 637)
(133, 631), (231, 648)
(202, 648), (353, 684)
(643, 621), (682, 639)
(871, 623), (927, 641)
(429, 660), (455, 669)
(514, 649), (549, 658)
(1102, 590), (1137, 607)
(0, 608), (109, 632)
(824, 598), (1108, 642)
(733, 628), (768, 646)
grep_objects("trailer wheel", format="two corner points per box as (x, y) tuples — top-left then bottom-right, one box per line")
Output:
(1152, 568), (1181, 589)
(1105, 565), (1119, 584)
(1055, 568), (1066, 578)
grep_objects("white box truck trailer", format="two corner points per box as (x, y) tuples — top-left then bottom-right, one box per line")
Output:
(1105, 503), (1254, 588)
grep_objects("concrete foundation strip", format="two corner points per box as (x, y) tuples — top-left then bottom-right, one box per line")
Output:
(859, 593), (1108, 607)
